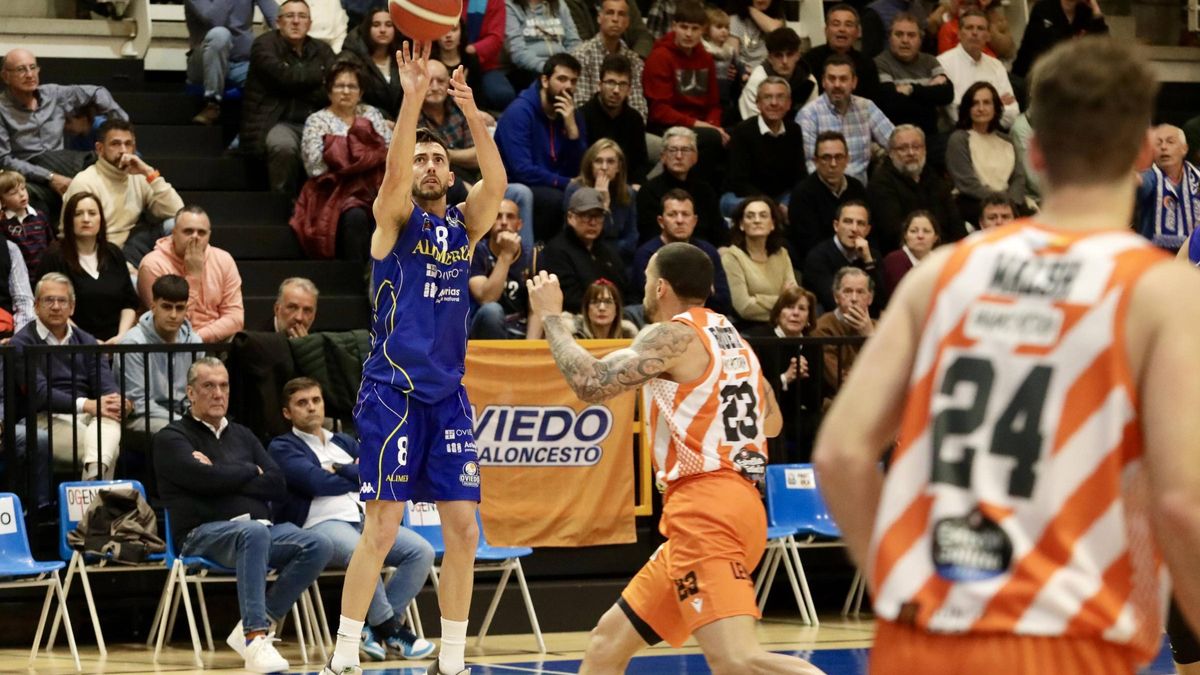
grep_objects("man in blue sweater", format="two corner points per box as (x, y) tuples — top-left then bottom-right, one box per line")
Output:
(494, 53), (588, 243)
(153, 357), (332, 674)
(269, 377), (435, 662)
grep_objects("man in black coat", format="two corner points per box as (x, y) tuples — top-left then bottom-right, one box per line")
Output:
(541, 188), (634, 313)
(240, 0), (334, 196)
(580, 54), (651, 183)
(787, 131), (867, 263)
(721, 76), (806, 218)
(867, 124), (964, 253)
(635, 127), (726, 247)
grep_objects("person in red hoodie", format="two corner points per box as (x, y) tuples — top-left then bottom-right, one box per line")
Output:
(643, 1), (729, 186)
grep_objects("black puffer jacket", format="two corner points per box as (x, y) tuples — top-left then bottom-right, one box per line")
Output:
(240, 31), (335, 156)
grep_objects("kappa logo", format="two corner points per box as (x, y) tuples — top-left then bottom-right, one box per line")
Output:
(691, 598), (704, 613)
(360, 483), (376, 495)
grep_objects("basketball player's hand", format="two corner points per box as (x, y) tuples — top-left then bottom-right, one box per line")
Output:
(526, 270), (564, 320)
(448, 65), (479, 117)
(396, 40), (433, 97)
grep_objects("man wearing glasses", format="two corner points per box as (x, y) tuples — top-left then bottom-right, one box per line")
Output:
(580, 54), (652, 183)
(241, 0), (335, 197)
(184, 0), (279, 126)
(571, 0), (649, 121)
(787, 131), (867, 261)
(0, 49), (128, 225)
(541, 187), (635, 313)
(635, 126), (725, 247)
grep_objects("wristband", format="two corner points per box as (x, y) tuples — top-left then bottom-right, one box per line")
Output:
(145, 170), (161, 183)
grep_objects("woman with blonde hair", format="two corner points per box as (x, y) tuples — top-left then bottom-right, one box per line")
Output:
(565, 138), (639, 259)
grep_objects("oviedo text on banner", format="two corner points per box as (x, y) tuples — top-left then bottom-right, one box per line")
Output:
(464, 340), (638, 548)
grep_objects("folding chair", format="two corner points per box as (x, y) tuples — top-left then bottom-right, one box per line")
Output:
(148, 510), (320, 667)
(762, 464), (866, 625)
(47, 480), (166, 656)
(405, 502), (546, 653)
(0, 492), (81, 671)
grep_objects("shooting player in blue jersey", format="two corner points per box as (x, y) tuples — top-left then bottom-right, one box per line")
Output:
(321, 41), (507, 675)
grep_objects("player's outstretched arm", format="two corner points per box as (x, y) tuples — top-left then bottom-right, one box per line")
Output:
(450, 65), (507, 247)
(528, 271), (691, 403)
(813, 246), (949, 571)
(371, 41), (432, 260)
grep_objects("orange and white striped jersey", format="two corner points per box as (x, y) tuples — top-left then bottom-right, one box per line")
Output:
(643, 308), (769, 488)
(870, 222), (1173, 664)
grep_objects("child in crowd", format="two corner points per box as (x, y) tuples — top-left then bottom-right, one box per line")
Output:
(703, 7), (740, 102)
(0, 170), (53, 273)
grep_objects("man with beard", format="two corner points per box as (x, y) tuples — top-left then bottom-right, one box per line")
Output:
(320, 41), (507, 675)
(495, 53), (588, 243)
(572, 0), (649, 121)
(526, 243), (826, 675)
(797, 55), (894, 185)
(867, 124), (963, 252)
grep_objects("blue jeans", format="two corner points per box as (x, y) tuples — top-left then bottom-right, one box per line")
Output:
(186, 27), (249, 100)
(181, 520), (332, 633)
(309, 519), (435, 627)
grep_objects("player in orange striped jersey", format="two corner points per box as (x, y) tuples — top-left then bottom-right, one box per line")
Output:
(814, 37), (1200, 675)
(527, 242), (825, 675)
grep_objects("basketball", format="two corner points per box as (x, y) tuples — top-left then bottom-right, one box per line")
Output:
(388, 0), (462, 43)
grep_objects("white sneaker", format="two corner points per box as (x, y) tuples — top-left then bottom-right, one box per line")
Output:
(225, 621), (246, 657)
(243, 633), (290, 673)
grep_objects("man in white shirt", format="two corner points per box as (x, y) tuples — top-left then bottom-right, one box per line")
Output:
(937, 9), (1018, 129)
(268, 377), (436, 662)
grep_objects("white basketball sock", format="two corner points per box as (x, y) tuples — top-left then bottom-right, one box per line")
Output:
(330, 615), (364, 671)
(439, 618), (468, 673)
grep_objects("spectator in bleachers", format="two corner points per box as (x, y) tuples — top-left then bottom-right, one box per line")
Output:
(63, 119), (185, 267)
(433, 22), (485, 106)
(461, 0), (517, 109)
(0, 208), (33, 337)
(305, 0), (350, 52)
(643, 2), (728, 180)
(937, 9), (1018, 130)
(1012, 0), (1107, 79)
(184, 0), (278, 125)
(801, 5), (880, 101)
(881, 210), (938, 295)
(268, 277), (319, 336)
(153, 357), (331, 673)
(935, 0), (1014, 61)
(720, 195), (796, 327)
(494, 53), (588, 242)
(0, 48), (127, 224)
(268, 377), (436, 661)
(860, 0), (929, 58)
(580, 54), (650, 184)
(0, 170), (52, 273)
(632, 188), (731, 315)
(469, 199), (541, 338)
(340, 9), (404, 116)
(946, 81), (1027, 227)
(570, 279), (638, 338)
(787, 131), (867, 261)
(572, 0), (649, 121)
(727, 0), (785, 73)
(567, 0), (656, 56)
(635, 127), (724, 246)
(292, 62), (389, 261)
(723, 76), (805, 218)
(504, 0), (582, 92)
(12, 273), (126, 480)
(978, 193), (1015, 230)
(242, 0), (336, 196)
(419, 60), (493, 184)
(797, 55), (894, 185)
(565, 139), (638, 259)
(803, 200), (883, 315)
(118, 274), (202, 435)
(542, 187), (633, 313)
(703, 7), (739, 104)
(738, 27), (816, 121)
(811, 266), (874, 395)
(1137, 124), (1200, 254)
(644, 0), (677, 40)
(38, 192), (140, 342)
(874, 13), (953, 150)
(867, 124), (962, 253)
(138, 205), (245, 343)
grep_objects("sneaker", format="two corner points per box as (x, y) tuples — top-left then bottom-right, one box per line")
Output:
(224, 621), (246, 658)
(192, 101), (220, 125)
(425, 658), (470, 674)
(320, 659), (363, 675)
(243, 633), (289, 673)
(385, 633), (437, 659)
(359, 625), (388, 662)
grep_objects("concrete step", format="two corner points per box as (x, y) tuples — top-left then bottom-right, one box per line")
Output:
(238, 260), (367, 296)
(211, 225), (304, 260)
(135, 124), (225, 157)
(146, 156), (264, 191)
(177, 191), (290, 226)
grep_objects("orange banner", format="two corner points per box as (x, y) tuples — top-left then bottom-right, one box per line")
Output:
(464, 340), (637, 548)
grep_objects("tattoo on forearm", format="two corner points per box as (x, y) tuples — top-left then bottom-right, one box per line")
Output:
(542, 316), (693, 402)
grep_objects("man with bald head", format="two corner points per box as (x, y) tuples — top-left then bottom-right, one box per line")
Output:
(1137, 124), (1200, 253)
(0, 49), (127, 222)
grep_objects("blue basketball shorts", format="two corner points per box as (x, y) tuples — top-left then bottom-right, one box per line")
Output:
(353, 381), (481, 503)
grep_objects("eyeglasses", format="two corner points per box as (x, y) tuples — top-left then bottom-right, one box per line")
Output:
(5, 64), (38, 74)
(664, 146), (696, 155)
(591, 298), (616, 307)
(38, 297), (70, 307)
(331, 83), (360, 91)
(816, 153), (847, 163)
(600, 79), (631, 90)
(280, 12), (310, 20)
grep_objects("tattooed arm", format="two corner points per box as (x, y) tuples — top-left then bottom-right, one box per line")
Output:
(541, 314), (694, 403)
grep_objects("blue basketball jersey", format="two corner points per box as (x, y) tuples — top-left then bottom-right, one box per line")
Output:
(361, 202), (472, 403)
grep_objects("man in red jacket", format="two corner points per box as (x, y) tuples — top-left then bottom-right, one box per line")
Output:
(643, 0), (728, 184)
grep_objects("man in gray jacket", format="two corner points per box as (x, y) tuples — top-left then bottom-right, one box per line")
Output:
(118, 274), (204, 434)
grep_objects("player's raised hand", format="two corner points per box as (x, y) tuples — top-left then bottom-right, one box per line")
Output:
(448, 65), (479, 117)
(526, 270), (564, 320)
(396, 40), (433, 97)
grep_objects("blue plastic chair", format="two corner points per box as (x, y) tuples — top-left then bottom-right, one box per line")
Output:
(404, 502), (545, 652)
(0, 492), (81, 670)
(48, 480), (164, 657)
